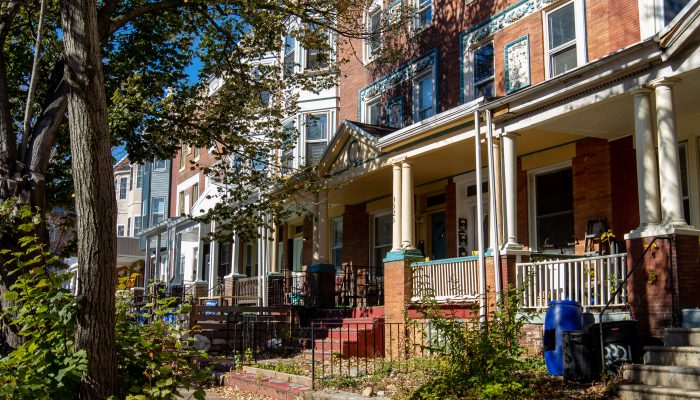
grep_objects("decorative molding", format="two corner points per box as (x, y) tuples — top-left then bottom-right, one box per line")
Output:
(461, 0), (555, 47)
(358, 49), (438, 106)
(504, 35), (531, 94)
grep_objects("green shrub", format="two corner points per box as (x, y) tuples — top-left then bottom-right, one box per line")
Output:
(409, 286), (536, 400)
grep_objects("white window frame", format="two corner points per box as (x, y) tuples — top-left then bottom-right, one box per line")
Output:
(151, 196), (166, 225)
(412, 0), (433, 33)
(302, 27), (333, 72)
(370, 210), (393, 268)
(413, 70), (436, 123)
(280, 119), (297, 172)
(119, 176), (127, 200)
(153, 159), (166, 171)
(283, 34), (297, 78)
(363, 96), (382, 125)
(302, 112), (330, 165)
(117, 225), (125, 237)
(543, 0), (587, 79)
(331, 217), (343, 269)
(364, 3), (383, 64)
(134, 215), (142, 236)
(527, 160), (574, 253)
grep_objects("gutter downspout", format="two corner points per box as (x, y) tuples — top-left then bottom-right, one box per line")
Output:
(474, 110), (487, 324)
(485, 109), (503, 306)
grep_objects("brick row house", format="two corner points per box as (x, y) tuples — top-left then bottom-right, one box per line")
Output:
(134, 0), (699, 344)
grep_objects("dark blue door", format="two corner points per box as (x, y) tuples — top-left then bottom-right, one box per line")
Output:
(431, 212), (447, 260)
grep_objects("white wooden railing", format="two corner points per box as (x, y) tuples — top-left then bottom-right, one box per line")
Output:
(233, 276), (264, 306)
(411, 256), (481, 302)
(516, 253), (627, 310)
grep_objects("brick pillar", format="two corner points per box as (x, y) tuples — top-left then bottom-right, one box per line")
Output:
(383, 250), (422, 359)
(484, 253), (523, 315)
(626, 233), (700, 343)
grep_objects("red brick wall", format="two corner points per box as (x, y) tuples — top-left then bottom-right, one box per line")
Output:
(339, 1), (641, 123)
(573, 139), (613, 253)
(675, 234), (700, 310)
(169, 147), (212, 217)
(343, 204), (370, 266)
(610, 136), (640, 240)
(445, 179), (458, 258)
(517, 157), (530, 248)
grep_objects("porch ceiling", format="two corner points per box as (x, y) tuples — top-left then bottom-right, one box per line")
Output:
(517, 67), (700, 142)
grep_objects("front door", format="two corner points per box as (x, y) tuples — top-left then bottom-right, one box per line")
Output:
(430, 211), (447, 260)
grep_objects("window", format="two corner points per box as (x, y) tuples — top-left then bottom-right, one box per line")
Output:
(127, 217), (131, 237)
(304, 113), (328, 165)
(473, 42), (494, 98)
(252, 151), (269, 171)
(365, 98), (382, 125)
(665, 0), (691, 25)
(117, 225), (125, 237)
(178, 191), (185, 216)
(414, 73), (435, 122)
(192, 182), (199, 206)
(386, 97), (404, 128)
(134, 216), (142, 236)
(136, 165), (143, 188)
(365, 7), (382, 61)
(219, 242), (232, 277)
(283, 35), (296, 77)
(179, 144), (186, 170)
(152, 197), (165, 225)
(119, 177), (127, 200)
(545, 1), (585, 78)
(413, 0), (433, 31)
(305, 26), (329, 70)
(153, 159), (166, 170)
(331, 217), (343, 271)
(679, 142), (691, 224)
(292, 236), (303, 273)
(129, 168), (134, 191)
(531, 166), (574, 252)
(372, 213), (392, 268)
(281, 121), (296, 171)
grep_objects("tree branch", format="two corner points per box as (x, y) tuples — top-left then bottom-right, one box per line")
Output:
(21, 0), (48, 162)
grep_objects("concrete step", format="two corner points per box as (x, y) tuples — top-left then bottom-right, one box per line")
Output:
(623, 364), (700, 391)
(224, 370), (311, 400)
(617, 384), (700, 400)
(644, 346), (700, 367)
(664, 328), (700, 347)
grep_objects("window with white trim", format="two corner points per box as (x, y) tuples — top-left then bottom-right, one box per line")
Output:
(664, 0), (691, 25)
(153, 159), (166, 170)
(473, 42), (494, 98)
(119, 177), (127, 200)
(136, 165), (143, 188)
(372, 212), (392, 268)
(414, 72), (435, 122)
(331, 217), (343, 271)
(528, 164), (575, 253)
(117, 225), (125, 237)
(152, 196), (165, 225)
(283, 35), (296, 77)
(127, 217), (131, 237)
(303, 113), (328, 165)
(413, 0), (433, 31)
(134, 216), (142, 236)
(281, 121), (296, 172)
(679, 142), (691, 224)
(544, 0), (586, 78)
(304, 25), (330, 71)
(364, 97), (382, 125)
(365, 6), (382, 62)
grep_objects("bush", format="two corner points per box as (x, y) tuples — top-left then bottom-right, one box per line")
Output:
(0, 200), (209, 399)
(409, 286), (536, 400)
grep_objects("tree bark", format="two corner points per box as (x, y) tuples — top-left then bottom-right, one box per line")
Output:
(61, 0), (117, 397)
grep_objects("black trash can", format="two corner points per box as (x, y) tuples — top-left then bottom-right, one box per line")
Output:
(588, 320), (641, 372)
(562, 330), (600, 382)
(305, 264), (336, 309)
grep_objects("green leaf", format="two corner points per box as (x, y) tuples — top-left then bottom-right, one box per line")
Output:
(2, 291), (18, 301)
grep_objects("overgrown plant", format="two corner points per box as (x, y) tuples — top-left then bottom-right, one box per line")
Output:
(0, 201), (86, 399)
(112, 280), (211, 400)
(409, 285), (535, 400)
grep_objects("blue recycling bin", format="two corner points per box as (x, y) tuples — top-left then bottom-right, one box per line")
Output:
(544, 300), (583, 376)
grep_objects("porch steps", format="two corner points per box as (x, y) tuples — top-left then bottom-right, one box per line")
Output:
(309, 317), (385, 359)
(618, 328), (700, 399)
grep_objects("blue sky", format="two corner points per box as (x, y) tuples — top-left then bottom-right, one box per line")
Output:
(112, 56), (202, 163)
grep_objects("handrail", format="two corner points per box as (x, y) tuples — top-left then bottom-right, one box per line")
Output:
(598, 236), (670, 380)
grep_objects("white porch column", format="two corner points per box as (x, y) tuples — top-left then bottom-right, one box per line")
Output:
(271, 223), (278, 273)
(485, 110), (502, 303)
(155, 233), (162, 282)
(208, 221), (217, 293)
(231, 233), (241, 276)
(502, 131), (521, 249)
(392, 163), (402, 250)
(633, 88), (661, 229)
(653, 78), (688, 227)
(474, 111), (487, 324)
(401, 161), (415, 248)
(144, 235), (152, 291)
(493, 137), (505, 245)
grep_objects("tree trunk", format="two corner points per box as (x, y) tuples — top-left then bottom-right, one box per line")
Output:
(61, 0), (117, 397)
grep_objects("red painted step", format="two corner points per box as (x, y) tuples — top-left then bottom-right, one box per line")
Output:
(225, 371), (311, 400)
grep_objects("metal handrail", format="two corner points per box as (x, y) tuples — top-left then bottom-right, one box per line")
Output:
(597, 236), (671, 380)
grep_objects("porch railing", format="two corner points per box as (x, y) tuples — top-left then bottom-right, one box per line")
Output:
(516, 253), (627, 310)
(411, 256), (481, 302)
(339, 264), (384, 308)
(233, 276), (263, 306)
